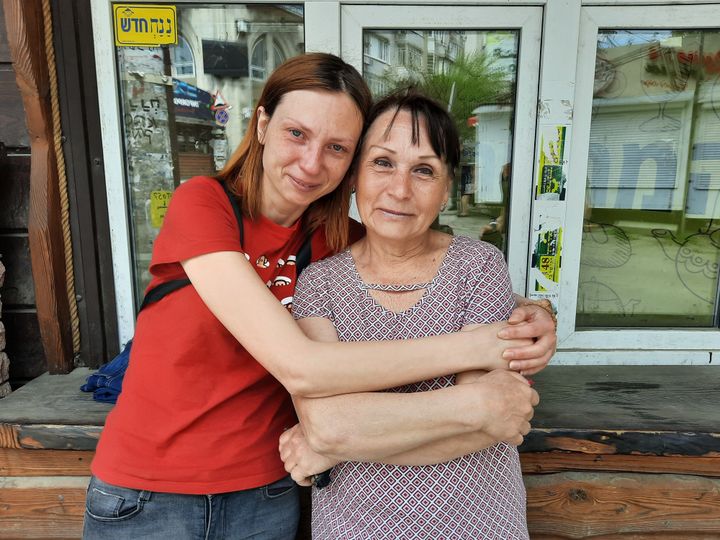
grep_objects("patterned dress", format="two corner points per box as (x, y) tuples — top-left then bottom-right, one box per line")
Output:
(293, 235), (529, 540)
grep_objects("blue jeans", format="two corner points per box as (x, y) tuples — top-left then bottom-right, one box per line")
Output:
(82, 475), (299, 540)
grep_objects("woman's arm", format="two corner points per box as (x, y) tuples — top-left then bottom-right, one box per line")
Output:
(182, 251), (521, 397)
(286, 317), (536, 463)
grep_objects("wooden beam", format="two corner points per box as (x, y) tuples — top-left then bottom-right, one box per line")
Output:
(2, 0), (73, 372)
(521, 451), (720, 477)
(0, 478), (87, 539)
(0, 448), (93, 476)
(525, 472), (720, 539)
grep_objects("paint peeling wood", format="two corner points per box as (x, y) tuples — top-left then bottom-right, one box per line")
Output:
(525, 472), (720, 539)
(521, 452), (720, 477)
(0, 448), (93, 476)
(18, 424), (102, 450)
(2, 0), (73, 372)
(521, 429), (720, 457)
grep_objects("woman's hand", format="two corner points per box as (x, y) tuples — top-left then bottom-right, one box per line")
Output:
(462, 322), (533, 372)
(497, 300), (557, 376)
(279, 424), (340, 486)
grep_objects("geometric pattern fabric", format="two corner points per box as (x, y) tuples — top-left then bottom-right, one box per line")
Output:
(294, 236), (529, 539)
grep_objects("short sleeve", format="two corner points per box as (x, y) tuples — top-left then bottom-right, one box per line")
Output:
(462, 242), (516, 325)
(292, 261), (332, 320)
(150, 177), (243, 275)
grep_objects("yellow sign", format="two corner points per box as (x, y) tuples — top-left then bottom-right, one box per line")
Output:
(150, 190), (173, 228)
(114, 4), (177, 47)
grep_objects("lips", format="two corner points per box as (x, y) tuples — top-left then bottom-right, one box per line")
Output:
(378, 207), (413, 218)
(288, 174), (321, 192)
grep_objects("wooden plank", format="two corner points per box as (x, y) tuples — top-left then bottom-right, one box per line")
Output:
(531, 366), (720, 433)
(0, 234), (34, 305)
(0, 448), (93, 476)
(0, 67), (29, 147)
(0, 153), (30, 229)
(525, 472), (720, 539)
(3, 0), (73, 373)
(0, 369), (111, 426)
(0, 424), (20, 449)
(521, 452), (720, 477)
(19, 424), (102, 450)
(521, 429), (720, 457)
(0, 478), (88, 539)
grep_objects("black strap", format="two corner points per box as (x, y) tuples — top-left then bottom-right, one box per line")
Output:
(138, 180), (312, 312)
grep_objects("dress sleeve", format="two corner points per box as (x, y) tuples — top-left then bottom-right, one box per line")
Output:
(149, 177), (243, 275)
(292, 261), (332, 321)
(462, 242), (516, 325)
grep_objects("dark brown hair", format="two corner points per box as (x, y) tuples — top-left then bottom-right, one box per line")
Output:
(364, 87), (461, 176)
(217, 53), (372, 251)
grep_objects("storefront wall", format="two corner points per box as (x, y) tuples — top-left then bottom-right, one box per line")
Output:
(91, 0), (720, 365)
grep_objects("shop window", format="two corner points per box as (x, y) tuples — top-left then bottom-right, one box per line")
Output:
(578, 29), (720, 328)
(361, 29), (519, 256)
(115, 5), (303, 303)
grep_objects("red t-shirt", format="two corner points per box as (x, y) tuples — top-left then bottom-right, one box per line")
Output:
(92, 176), (356, 494)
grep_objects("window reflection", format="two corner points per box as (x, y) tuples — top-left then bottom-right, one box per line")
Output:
(361, 30), (519, 257)
(578, 29), (720, 327)
(117, 5), (303, 303)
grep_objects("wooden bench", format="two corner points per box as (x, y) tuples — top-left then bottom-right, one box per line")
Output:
(1, 366), (719, 539)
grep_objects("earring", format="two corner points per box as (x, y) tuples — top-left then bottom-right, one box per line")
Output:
(440, 202), (447, 212)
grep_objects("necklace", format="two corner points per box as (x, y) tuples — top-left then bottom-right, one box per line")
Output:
(362, 281), (431, 292)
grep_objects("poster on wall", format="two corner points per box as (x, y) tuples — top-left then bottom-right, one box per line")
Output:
(535, 124), (570, 201)
(529, 207), (563, 308)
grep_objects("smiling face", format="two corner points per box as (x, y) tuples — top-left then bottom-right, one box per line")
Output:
(355, 108), (451, 244)
(257, 89), (364, 225)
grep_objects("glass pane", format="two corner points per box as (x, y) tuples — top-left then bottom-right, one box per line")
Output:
(361, 30), (519, 256)
(578, 29), (720, 327)
(116, 4), (304, 305)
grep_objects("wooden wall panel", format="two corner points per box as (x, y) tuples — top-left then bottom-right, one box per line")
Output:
(0, 154), (30, 229)
(0, 235), (34, 305)
(3, 0), (73, 373)
(521, 451), (720, 477)
(525, 472), (720, 539)
(0, 448), (93, 476)
(0, 68), (28, 147)
(0, 480), (88, 539)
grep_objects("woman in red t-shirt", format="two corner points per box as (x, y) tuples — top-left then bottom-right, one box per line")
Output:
(84, 54), (555, 540)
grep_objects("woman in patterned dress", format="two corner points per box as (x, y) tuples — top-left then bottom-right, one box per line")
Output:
(280, 89), (546, 539)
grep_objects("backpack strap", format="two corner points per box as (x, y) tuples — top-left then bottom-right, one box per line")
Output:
(139, 180), (244, 312)
(296, 233), (312, 276)
(138, 180), (313, 311)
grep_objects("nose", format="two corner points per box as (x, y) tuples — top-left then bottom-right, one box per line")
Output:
(298, 141), (323, 176)
(387, 168), (412, 199)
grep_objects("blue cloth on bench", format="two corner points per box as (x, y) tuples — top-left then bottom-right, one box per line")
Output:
(80, 340), (131, 404)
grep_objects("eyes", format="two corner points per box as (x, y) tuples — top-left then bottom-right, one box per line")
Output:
(287, 128), (348, 154)
(371, 157), (438, 180)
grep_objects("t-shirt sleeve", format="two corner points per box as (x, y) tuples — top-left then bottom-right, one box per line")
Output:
(150, 177), (243, 274)
(462, 242), (516, 325)
(292, 261), (332, 321)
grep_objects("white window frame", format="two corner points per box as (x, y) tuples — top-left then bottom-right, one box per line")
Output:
(341, 4), (542, 292)
(557, 4), (720, 364)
